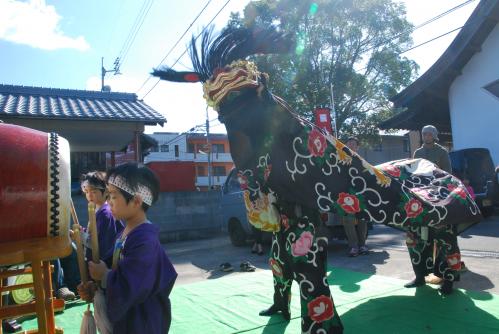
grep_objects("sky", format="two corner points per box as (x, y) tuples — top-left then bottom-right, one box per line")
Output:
(0, 0), (480, 135)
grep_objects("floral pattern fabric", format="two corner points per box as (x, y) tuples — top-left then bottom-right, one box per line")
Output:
(405, 225), (461, 282)
(269, 203), (343, 333)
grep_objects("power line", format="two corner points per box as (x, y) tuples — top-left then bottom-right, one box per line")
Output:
(359, 17), (475, 73)
(104, 0), (128, 56)
(364, 0), (476, 54)
(399, 25), (464, 55)
(115, 0), (156, 72)
(140, 0), (232, 99)
(136, 0), (214, 94)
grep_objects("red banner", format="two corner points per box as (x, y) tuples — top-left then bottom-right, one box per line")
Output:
(313, 107), (333, 134)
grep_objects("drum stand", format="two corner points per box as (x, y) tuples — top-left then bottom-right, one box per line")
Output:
(0, 237), (71, 334)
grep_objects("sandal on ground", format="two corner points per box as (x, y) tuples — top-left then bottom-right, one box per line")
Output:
(240, 261), (256, 272)
(219, 263), (233, 272)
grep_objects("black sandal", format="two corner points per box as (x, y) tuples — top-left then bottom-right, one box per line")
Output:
(219, 263), (233, 272)
(240, 261), (256, 272)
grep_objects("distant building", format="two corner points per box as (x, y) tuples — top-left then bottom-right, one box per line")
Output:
(145, 132), (234, 191)
(357, 131), (416, 165)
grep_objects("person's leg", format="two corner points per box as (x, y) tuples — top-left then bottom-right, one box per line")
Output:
(253, 227), (264, 255)
(433, 226), (461, 295)
(259, 232), (292, 319)
(291, 212), (343, 333)
(356, 219), (368, 254)
(405, 228), (433, 287)
(59, 243), (80, 293)
(341, 216), (359, 256)
(51, 258), (76, 301)
(51, 259), (64, 291)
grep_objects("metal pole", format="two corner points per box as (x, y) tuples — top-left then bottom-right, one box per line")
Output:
(101, 57), (105, 92)
(206, 106), (212, 189)
(330, 83), (338, 137)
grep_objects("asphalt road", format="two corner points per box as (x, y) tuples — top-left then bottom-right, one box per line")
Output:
(165, 214), (499, 294)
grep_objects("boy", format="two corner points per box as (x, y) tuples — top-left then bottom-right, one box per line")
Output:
(81, 171), (125, 266)
(78, 163), (177, 333)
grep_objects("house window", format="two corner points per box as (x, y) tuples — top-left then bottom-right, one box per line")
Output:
(212, 166), (226, 176)
(174, 145), (179, 158)
(483, 79), (499, 99)
(403, 139), (410, 153)
(187, 143), (195, 153)
(160, 144), (169, 152)
(212, 144), (225, 153)
(149, 145), (159, 152)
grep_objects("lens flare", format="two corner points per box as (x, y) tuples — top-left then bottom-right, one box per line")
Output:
(309, 3), (319, 16)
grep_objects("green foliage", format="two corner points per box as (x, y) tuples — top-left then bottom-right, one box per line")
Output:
(229, 0), (419, 145)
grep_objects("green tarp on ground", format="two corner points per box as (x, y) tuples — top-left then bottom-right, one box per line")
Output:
(17, 268), (499, 333)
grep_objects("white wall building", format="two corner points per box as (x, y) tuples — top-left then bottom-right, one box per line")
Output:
(380, 0), (499, 166)
(449, 24), (499, 165)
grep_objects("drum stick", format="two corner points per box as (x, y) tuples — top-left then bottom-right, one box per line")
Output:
(70, 198), (88, 282)
(70, 198), (79, 226)
(88, 203), (100, 263)
(73, 224), (88, 282)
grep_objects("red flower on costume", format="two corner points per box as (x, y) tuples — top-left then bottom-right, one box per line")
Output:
(404, 198), (423, 218)
(382, 164), (401, 177)
(307, 129), (327, 157)
(447, 184), (467, 199)
(446, 253), (462, 271)
(281, 214), (290, 230)
(269, 258), (283, 278)
(307, 295), (334, 323)
(237, 173), (249, 190)
(337, 193), (361, 214)
(263, 164), (272, 182)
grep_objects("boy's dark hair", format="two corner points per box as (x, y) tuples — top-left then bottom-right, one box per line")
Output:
(80, 171), (107, 194)
(106, 163), (160, 212)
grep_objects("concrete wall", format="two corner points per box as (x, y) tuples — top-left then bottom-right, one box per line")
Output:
(73, 190), (223, 243)
(449, 24), (499, 165)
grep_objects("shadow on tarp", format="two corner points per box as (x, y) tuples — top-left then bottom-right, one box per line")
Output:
(339, 286), (498, 334)
(327, 250), (389, 293)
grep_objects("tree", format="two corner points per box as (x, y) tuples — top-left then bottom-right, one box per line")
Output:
(227, 0), (418, 145)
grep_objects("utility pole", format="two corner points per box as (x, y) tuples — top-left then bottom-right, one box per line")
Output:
(101, 57), (121, 92)
(330, 83), (338, 137)
(206, 106), (212, 189)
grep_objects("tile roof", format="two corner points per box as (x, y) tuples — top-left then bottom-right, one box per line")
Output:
(0, 84), (166, 125)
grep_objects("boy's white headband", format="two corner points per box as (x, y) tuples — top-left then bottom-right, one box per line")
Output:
(108, 175), (153, 206)
(81, 180), (105, 191)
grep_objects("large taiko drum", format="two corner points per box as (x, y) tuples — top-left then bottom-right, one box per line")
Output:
(0, 123), (71, 246)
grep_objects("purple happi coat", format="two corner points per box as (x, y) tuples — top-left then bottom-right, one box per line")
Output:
(96, 203), (124, 266)
(105, 222), (177, 334)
